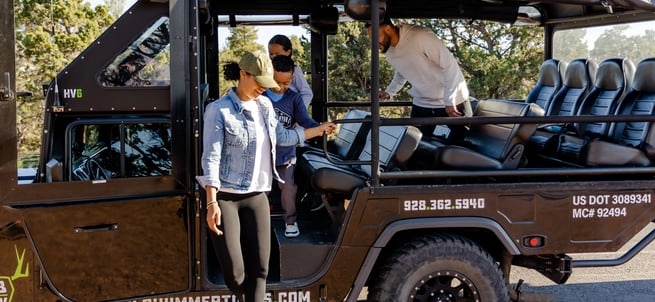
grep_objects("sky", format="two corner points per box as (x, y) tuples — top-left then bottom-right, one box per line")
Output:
(85, 0), (308, 50)
(217, 26), (308, 50)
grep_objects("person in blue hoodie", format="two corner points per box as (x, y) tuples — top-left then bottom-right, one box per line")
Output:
(265, 55), (320, 238)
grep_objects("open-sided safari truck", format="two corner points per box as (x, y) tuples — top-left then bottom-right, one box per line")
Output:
(3, 0), (655, 301)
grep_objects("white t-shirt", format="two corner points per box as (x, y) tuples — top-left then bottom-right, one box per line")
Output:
(220, 100), (273, 194)
(385, 24), (469, 108)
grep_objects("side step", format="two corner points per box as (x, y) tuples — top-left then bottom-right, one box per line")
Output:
(271, 216), (336, 281)
(572, 227), (655, 268)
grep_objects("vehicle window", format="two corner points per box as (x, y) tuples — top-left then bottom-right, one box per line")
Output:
(98, 16), (170, 87)
(69, 121), (171, 181)
(553, 20), (655, 63)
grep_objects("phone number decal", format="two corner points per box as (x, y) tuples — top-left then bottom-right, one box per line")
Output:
(571, 193), (651, 219)
(403, 198), (485, 212)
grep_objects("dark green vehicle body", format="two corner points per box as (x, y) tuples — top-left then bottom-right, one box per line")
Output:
(2, 0), (655, 301)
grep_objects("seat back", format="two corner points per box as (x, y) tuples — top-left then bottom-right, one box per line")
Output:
(466, 99), (543, 165)
(608, 58), (655, 148)
(526, 59), (567, 111)
(358, 126), (422, 176)
(574, 57), (635, 138)
(297, 125), (421, 195)
(546, 58), (596, 117)
(332, 109), (371, 159)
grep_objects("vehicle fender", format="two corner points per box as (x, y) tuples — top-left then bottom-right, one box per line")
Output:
(346, 216), (520, 302)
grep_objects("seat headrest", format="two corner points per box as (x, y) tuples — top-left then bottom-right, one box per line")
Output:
(564, 58), (596, 88)
(594, 58), (635, 90)
(344, 109), (370, 120)
(475, 99), (531, 117)
(538, 59), (566, 87)
(632, 58), (655, 93)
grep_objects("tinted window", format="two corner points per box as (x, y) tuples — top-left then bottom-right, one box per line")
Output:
(70, 121), (171, 181)
(98, 17), (170, 87)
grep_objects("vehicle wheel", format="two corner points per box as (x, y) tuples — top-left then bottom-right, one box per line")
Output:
(367, 233), (510, 302)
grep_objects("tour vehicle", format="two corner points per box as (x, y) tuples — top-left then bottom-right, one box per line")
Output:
(2, 0), (655, 301)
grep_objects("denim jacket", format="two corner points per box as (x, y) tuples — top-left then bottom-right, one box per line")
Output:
(201, 88), (305, 191)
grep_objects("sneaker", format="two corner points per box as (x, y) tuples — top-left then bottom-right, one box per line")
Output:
(284, 222), (300, 238)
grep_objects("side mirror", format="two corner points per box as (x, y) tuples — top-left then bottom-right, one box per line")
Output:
(309, 6), (339, 35)
(344, 0), (386, 21)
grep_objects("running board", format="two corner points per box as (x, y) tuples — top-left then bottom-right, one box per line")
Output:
(572, 227), (655, 268)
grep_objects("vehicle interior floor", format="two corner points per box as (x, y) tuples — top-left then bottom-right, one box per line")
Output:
(205, 207), (336, 286)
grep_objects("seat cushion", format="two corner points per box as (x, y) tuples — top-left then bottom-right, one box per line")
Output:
(582, 140), (650, 166)
(299, 152), (368, 194)
(298, 125), (421, 194)
(438, 145), (504, 169)
(427, 100), (542, 170)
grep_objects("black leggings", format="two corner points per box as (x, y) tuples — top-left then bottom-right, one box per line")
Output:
(210, 191), (270, 302)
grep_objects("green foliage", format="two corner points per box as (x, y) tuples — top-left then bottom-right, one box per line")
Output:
(413, 19), (544, 100)
(15, 0), (115, 157)
(218, 27), (265, 96)
(105, 0), (127, 19)
(554, 24), (655, 65)
(289, 34), (312, 91)
(319, 19), (544, 118)
(590, 25), (631, 62)
(325, 22), (408, 118)
(289, 34), (306, 66)
(223, 27), (265, 59)
(328, 22), (374, 102)
(553, 29), (588, 60)
(589, 25), (655, 63)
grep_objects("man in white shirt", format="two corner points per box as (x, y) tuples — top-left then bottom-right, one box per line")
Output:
(368, 17), (472, 142)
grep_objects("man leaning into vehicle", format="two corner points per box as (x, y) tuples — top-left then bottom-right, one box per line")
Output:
(367, 16), (472, 143)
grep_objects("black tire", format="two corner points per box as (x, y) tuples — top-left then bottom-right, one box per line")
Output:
(367, 234), (510, 302)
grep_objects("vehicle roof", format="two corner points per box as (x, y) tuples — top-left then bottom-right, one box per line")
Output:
(211, 0), (655, 24)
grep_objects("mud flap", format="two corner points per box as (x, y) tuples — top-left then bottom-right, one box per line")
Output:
(513, 254), (572, 284)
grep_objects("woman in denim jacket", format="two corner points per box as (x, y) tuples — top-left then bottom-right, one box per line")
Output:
(201, 51), (334, 302)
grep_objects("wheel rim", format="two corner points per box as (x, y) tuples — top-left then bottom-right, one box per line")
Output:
(409, 270), (480, 302)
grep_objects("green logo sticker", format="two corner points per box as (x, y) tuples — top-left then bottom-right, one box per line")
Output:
(0, 246), (29, 302)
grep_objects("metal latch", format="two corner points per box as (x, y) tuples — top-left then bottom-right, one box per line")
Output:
(1, 72), (14, 102)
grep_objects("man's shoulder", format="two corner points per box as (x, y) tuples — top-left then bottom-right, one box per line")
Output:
(401, 23), (432, 33)
(400, 24), (442, 47)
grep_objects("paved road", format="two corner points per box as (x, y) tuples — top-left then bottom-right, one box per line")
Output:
(513, 224), (655, 302)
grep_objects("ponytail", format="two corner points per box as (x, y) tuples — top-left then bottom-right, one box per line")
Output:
(222, 62), (240, 81)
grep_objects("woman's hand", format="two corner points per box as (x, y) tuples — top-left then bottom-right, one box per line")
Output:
(207, 204), (223, 236)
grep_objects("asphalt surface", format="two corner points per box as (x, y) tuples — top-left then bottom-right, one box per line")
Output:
(512, 223), (655, 302)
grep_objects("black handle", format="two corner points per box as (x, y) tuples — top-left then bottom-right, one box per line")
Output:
(73, 223), (119, 233)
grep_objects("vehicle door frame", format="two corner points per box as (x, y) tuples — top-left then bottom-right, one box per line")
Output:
(1, 0), (199, 300)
